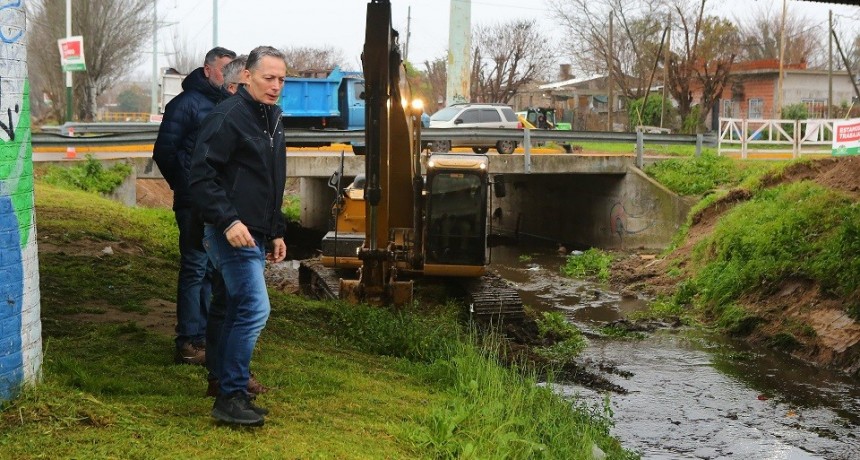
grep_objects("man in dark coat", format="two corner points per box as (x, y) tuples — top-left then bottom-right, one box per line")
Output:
(190, 45), (287, 427)
(153, 46), (236, 365)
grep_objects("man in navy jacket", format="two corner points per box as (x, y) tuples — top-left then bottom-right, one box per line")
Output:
(153, 46), (236, 365)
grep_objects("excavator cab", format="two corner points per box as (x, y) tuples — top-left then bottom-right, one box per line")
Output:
(423, 153), (489, 276)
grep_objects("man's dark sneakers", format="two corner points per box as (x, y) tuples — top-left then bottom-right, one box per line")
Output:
(207, 379), (269, 416)
(211, 391), (264, 426)
(174, 342), (206, 365)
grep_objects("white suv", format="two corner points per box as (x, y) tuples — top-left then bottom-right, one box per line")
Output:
(428, 103), (521, 154)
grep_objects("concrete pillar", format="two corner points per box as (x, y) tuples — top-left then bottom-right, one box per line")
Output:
(0, 3), (42, 401)
(299, 177), (336, 231)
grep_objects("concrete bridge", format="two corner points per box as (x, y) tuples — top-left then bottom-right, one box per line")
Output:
(288, 152), (690, 250)
(48, 153), (691, 251)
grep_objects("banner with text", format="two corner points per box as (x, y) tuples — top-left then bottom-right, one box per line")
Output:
(57, 36), (86, 72)
(833, 118), (860, 156)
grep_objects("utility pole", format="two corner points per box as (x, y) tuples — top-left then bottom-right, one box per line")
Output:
(446, 0), (471, 105)
(776, 0), (787, 118)
(661, 13), (670, 128)
(404, 6), (412, 61)
(213, 0), (219, 47)
(828, 10), (833, 119)
(607, 11), (613, 132)
(65, 0), (73, 121)
(151, 1), (158, 115)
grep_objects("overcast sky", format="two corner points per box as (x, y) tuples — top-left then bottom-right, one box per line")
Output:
(139, 0), (860, 78)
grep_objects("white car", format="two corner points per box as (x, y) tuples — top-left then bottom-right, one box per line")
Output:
(428, 103), (521, 154)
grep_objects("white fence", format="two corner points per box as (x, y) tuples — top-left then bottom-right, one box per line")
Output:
(718, 118), (836, 159)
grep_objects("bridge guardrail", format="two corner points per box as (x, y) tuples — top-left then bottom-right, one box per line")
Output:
(34, 127), (715, 146)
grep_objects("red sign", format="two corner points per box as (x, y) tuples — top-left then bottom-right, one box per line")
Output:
(57, 36), (86, 71)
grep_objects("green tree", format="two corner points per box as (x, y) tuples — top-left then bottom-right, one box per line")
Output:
(666, 1), (740, 133)
(116, 85), (149, 113)
(628, 95), (672, 127)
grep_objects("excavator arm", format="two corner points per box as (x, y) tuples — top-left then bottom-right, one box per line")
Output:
(339, 0), (420, 305)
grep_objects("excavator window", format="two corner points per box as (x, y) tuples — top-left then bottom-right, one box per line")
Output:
(425, 172), (487, 266)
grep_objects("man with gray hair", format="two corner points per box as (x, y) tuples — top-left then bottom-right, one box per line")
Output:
(154, 46), (236, 366)
(191, 46), (288, 427)
(221, 54), (247, 95)
(205, 52), (270, 399)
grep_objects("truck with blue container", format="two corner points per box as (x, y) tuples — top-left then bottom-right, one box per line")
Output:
(280, 67), (366, 154)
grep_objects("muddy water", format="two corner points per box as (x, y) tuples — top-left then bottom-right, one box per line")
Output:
(489, 247), (860, 459)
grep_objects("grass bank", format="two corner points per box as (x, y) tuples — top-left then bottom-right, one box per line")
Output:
(627, 157), (860, 371)
(0, 183), (634, 459)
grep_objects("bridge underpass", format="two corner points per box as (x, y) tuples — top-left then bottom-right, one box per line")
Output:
(290, 154), (690, 250)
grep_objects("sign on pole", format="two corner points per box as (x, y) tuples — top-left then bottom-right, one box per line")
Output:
(57, 36), (86, 72)
(833, 118), (860, 156)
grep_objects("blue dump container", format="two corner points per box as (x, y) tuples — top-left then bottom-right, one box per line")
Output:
(280, 68), (344, 118)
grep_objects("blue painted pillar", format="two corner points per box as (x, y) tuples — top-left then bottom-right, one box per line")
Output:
(0, 0), (42, 401)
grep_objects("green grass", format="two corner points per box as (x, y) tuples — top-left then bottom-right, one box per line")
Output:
(644, 153), (776, 196)
(533, 312), (588, 363)
(691, 181), (860, 307)
(0, 182), (635, 459)
(42, 154), (132, 194)
(282, 194), (301, 223)
(575, 141), (716, 157)
(562, 248), (612, 282)
(663, 180), (860, 333)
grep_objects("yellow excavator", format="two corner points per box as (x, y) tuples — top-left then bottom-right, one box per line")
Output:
(299, 0), (522, 318)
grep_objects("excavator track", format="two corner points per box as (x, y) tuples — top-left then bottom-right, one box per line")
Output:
(300, 259), (524, 321)
(299, 259), (343, 300)
(463, 272), (525, 321)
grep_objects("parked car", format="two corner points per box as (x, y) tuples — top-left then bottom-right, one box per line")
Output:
(428, 103), (520, 154)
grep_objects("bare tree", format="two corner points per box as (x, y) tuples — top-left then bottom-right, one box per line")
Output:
(166, 30), (205, 75)
(423, 57), (447, 111)
(281, 45), (348, 73)
(469, 19), (555, 104)
(548, 0), (665, 100)
(27, 0), (153, 121)
(735, 4), (824, 68)
(665, 0), (739, 132)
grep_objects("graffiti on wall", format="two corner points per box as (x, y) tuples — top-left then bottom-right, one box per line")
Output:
(0, 0), (41, 401)
(609, 201), (655, 243)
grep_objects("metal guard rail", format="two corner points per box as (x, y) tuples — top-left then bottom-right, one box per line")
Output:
(34, 128), (715, 147)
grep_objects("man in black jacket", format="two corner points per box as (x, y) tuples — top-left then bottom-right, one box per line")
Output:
(153, 47), (236, 365)
(190, 46), (287, 427)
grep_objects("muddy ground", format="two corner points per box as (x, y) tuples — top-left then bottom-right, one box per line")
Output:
(610, 157), (860, 376)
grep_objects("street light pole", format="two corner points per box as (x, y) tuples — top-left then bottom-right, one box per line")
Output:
(151, 1), (158, 115)
(65, 0), (73, 121)
(213, 0), (218, 47)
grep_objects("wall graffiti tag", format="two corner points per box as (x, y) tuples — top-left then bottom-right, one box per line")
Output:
(0, 0), (42, 402)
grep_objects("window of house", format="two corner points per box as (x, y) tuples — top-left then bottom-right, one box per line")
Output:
(748, 98), (763, 119)
(722, 100), (733, 118)
(801, 98), (827, 118)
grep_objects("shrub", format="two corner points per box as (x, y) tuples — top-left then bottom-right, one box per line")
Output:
(561, 248), (611, 282)
(43, 155), (132, 194)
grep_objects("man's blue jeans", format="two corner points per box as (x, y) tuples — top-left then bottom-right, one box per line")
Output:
(202, 224), (271, 396)
(174, 207), (211, 348)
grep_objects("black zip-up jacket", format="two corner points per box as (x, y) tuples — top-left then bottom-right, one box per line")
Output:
(153, 67), (228, 210)
(189, 85), (286, 239)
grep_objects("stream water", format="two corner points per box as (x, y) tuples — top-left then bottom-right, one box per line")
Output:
(489, 246), (860, 460)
